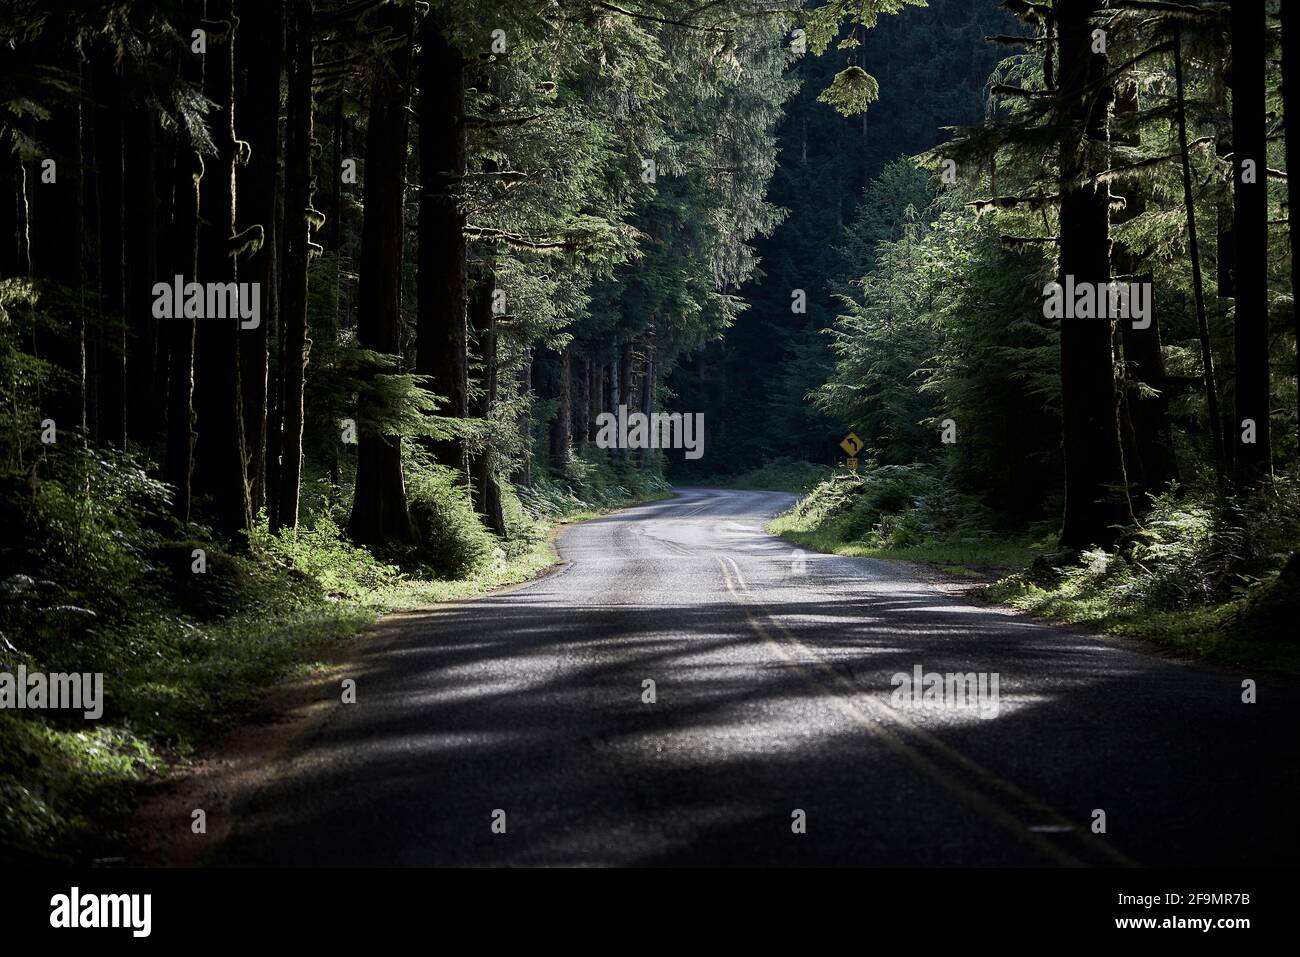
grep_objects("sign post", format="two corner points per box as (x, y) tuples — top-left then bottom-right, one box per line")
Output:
(840, 433), (863, 473)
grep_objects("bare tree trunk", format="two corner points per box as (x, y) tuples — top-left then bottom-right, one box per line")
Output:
(1210, 46), (1235, 301)
(550, 347), (572, 472)
(416, 13), (469, 479)
(619, 340), (633, 409)
(638, 333), (655, 469)
(1111, 80), (1178, 507)
(273, 0), (311, 533)
(1175, 26), (1226, 492)
(238, 0), (283, 520)
(0, 128), (20, 278)
(124, 99), (161, 447)
(192, 7), (251, 537)
(348, 1), (416, 547)
(91, 53), (126, 449)
(1056, 0), (1134, 549)
(587, 359), (599, 443)
(572, 353), (588, 450)
(511, 350), (532, 486)
(468, 246), (505, 535)
(164, 3), (204, 524)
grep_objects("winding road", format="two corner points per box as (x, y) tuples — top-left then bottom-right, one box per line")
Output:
(209, 488), (1299, 866)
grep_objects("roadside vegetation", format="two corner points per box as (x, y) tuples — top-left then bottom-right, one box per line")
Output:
(0, 443), (667, 864)
(686, 457), (836, 494)
(771, 464), (1300, 676)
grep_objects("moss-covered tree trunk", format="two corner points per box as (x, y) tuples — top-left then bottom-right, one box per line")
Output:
(273, 0), (312, 534)
(165, 2), (205, 525)
(237, 0), (283, 520)
(192, 8), (251, 537)
(1231, 0), (1271, 486)
(1282, 0), (1300, 452)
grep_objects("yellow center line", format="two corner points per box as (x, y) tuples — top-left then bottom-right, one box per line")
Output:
(716, 554), (1137, 868)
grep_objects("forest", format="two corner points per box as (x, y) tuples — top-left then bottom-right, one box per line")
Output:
(0, 0), (1297, 867)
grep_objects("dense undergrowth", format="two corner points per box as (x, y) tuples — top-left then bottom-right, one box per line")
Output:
(771, 463), (1300, 674)
(0, 443), (667, 863)
(721, 457), (836, 493)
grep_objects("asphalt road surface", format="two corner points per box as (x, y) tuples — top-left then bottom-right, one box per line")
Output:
(211, 488), (1299, 866)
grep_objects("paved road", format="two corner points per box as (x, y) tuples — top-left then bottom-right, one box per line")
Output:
(212, 488), (1299, 866)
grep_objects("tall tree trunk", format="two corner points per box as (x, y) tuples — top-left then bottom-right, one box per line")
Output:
(324, 93), (347, 491)
(618, 340), (634, 410)
(237, 0), (283, 519)
(587, 358), (599, 443)
(1211, 35), (1236, 466)
(348, 1), (416, 547)
(1111, 80), (1178, 507)
(511, 349), (532, 486)
(124, 100), (161, 447)
(638, 333), (655, 469)
(1231, 0), (1271, 486)
(467, 246), (505, 535)
(165, 5), (205, 523)
(572, 353), (589, 449)
(416, 13), (468, 479)
(550, 347), (572, 471)
(30, 98), (88, 438)
(192, 8), (251, 537)
(1212, 53), (1235, 300)
(0, 128), (21, 278)
(91, 53), (126, 449)
(273, 0), (312, 534)
(166, 142), (200, 525)
(1175, 26), (1226, 492)
(1056, 0), (1134, 549)
(1283, 0), (1300, 452)
(618, 339), (633, 462)
(330, 94), (343, 253)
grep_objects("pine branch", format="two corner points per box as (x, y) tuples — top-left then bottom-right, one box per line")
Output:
(463, 225), (571, 250)
(1104, 0), (1229, 21)
(1000, 234), (1060, 247)
(986, 34), (1049, 47)
(463, 112), (543, 130)
(592, 1), (733, 34)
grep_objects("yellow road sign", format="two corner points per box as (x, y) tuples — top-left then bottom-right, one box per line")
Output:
(846, 457), (859, 473)
(840, 432), (864, 456)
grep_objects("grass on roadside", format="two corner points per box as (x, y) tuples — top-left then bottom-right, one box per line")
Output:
(769, 514), (1040, 573)
(766, 464), (1300, 676)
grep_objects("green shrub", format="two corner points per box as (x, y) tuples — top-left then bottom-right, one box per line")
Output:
(404, 457), (495, 579)
(250, 513), (401, 601)
(785, 463), (997, 549)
